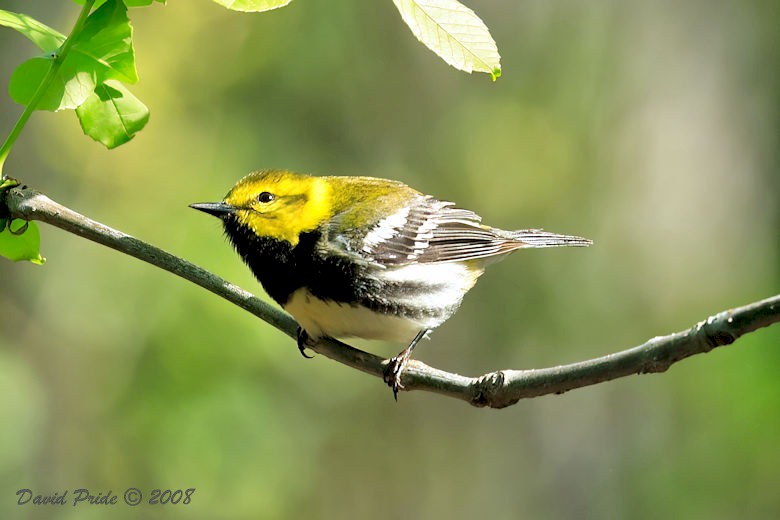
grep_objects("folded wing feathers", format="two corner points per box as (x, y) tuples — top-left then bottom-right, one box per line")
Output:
(361, 196), (591, 265)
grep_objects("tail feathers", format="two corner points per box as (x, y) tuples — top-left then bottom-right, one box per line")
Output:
(510, 229), (593, 248)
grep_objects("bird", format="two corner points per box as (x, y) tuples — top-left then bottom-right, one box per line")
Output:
(190, 169), (592, 398)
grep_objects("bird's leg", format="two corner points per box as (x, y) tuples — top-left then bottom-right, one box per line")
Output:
(383, 329), (428, 400)
(296, 327), (315, 359)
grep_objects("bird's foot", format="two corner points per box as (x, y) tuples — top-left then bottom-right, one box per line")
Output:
(296, 327), (315, 359)
(383, 351), (411, 401)
(383, 329), (429, 401)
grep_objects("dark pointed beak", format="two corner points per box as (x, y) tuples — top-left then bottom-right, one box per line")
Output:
(189, 202), (237, 218)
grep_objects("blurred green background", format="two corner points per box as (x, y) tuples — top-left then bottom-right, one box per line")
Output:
(1, 0), (779, 518)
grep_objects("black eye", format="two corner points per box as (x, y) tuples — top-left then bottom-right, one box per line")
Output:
(257, 191), (275, 203)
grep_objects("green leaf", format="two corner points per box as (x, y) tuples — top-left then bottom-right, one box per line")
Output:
(76, 80), (149, 148)
(211, 0), (293, 13)
(0, 10), (66, 52)
(72, 0), (138, 84)
(392, 0), (501, 80)
(72, 0), (166, 8)
(9, 56), (96, 111)
(0, 220), (45, 265)
(8, 0), (138, 112)
(0, 178), (20, 191)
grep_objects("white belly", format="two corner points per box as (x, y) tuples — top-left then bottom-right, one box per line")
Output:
(283, 261), (483, 343)
(284, 288), (432, 343)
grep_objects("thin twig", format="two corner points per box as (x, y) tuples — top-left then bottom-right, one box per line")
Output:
(4, 185), (779, 408)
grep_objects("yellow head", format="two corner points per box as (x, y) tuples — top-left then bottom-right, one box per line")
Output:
(192, 169), (333, 246)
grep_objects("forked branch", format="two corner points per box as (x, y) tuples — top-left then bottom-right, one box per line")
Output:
(4, 185), (779, 408)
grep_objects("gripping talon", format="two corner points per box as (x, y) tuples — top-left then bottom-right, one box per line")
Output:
(383, 355), (409, 400)
(382, 329), (429, 401)
(296, 327), (315, 359)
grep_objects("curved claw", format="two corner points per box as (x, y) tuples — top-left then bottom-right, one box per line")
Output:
(296, 327), (315, 359)
(382, 329), (429, 401)
(383, 355), (408, 401)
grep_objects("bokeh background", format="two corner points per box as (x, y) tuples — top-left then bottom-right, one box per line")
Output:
(1, 0), (778, 518)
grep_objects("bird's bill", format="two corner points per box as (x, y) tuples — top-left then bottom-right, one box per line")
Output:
(189, 202), (237, 217)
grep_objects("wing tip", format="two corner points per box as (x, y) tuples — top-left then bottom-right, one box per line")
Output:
(512, 229), (593, 248)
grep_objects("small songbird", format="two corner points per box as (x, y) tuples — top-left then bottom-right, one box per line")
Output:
(191, 169), (591, 397)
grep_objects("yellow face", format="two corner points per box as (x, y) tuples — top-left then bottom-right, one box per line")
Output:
(224, 169), (333, 246)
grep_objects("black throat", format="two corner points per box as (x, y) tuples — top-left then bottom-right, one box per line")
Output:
(222, 218), (367, 307)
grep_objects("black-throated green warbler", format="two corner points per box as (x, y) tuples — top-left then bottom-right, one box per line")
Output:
(191, 169), (592, 397)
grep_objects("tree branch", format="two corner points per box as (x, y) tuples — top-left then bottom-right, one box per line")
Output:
(4, 185), (779, 408)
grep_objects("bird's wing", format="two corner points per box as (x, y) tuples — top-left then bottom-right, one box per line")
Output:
(321, 195), (523, 266)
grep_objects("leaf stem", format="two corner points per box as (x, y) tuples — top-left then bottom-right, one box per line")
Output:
(0, 0), (95, 178)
